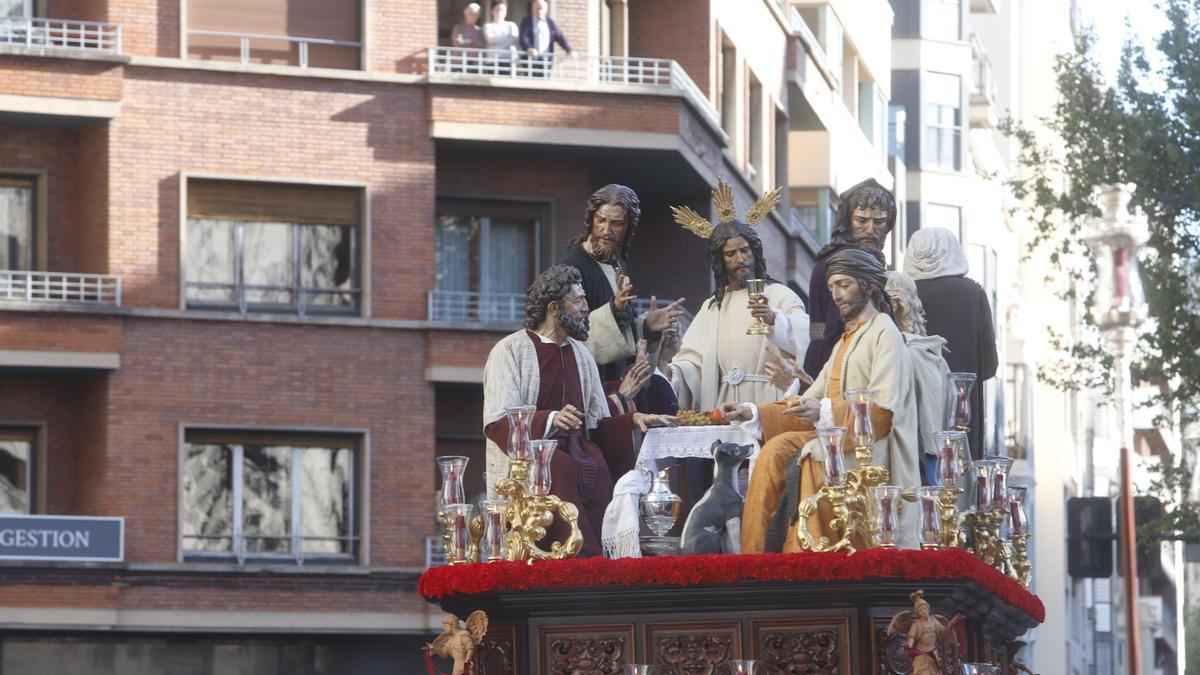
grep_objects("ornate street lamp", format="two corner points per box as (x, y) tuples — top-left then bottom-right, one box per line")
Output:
(1084, 183), (1149, 675)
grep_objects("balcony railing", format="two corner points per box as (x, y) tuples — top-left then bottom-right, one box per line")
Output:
(970, 33), (997, 104)
(429, 289), (524, 324)
(0, 17), (122, 54)
(428, 47), (720, 128)
(630, 297), (695, 325)
(187, 30), (361, 69)
(788, 6), (839, 91)
(0, 270), (121, 306)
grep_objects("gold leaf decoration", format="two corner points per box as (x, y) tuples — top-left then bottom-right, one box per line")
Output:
(671, 205), (714, 239)
(712, 180), (736, 224)
(745, 186), (783, 225)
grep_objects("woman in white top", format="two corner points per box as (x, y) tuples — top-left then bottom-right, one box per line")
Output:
(483, 1), (520, 74)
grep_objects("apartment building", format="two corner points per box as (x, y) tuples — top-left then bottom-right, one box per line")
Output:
(0, 0), (807, 672)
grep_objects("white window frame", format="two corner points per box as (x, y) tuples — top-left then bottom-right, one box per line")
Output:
(180, 434), (360, 566)
(924, 72), (963, 172)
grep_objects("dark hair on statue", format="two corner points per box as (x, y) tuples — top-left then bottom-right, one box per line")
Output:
(707, 220), (775, 309)
(523, 264), (582, 330)
(851, 278), (893, 317)
(568, 184), (641, 263)
(819, 178), (896, 260)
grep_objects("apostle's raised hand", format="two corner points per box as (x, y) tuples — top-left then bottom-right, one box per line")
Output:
(781, 396), (820, 424)
(618, 354), (652, 400)
(552, 404), (584, 432)
(643, 295), (686, 333)
(719, 402), (753, 423)
(632, 412), (679, 432)
(613, 272), (635, 311)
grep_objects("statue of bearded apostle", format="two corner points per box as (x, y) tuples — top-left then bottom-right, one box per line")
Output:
(669, 219), (811, 411)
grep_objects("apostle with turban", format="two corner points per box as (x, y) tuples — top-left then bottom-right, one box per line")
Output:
(723, 247), (920, 552)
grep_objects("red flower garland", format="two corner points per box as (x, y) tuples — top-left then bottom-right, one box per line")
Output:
(419, 548), (1045, 623)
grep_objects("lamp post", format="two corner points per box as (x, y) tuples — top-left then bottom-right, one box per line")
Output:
(1084, 183), (1148, 675)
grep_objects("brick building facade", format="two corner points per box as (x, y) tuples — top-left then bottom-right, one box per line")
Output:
(0, 1), (825, 672)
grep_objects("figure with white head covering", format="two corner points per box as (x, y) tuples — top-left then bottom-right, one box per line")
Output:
(903, 228), (998, 458)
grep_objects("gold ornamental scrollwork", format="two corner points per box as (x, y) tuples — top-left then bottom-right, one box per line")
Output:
(495, 459), (583, 562)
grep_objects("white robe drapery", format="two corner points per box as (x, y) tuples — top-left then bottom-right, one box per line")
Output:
(669, 283), (810, 411)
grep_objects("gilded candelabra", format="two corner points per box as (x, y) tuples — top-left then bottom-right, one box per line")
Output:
(936, 488), (964, 548)
(1011, 533), (1032, 587)
(495, 458), (583, 562)
(964, 508), (1013, 576)
(796, 443), (891, 555)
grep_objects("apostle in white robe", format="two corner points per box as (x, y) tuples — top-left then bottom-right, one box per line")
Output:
(670, 219), (810, 411)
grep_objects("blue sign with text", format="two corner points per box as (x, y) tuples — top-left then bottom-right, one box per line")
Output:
(0, 515), (124, 562)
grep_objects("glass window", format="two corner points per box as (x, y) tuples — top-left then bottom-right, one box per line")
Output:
(748, 74), (763, 182)
(185, 181), (360, 316)
(0, 428), (35, 514)
(1, 1), (32, 20)
(1004, 364), (1031, 461)
(925, 203), (962, 240)
(720, 40), (738, 139)
(182, 431), (357, 563)
(925, 72), (962, 171)
(433, 201), (540, 323)
(0, 177), (34, 271)
(925, 0), (961, 42)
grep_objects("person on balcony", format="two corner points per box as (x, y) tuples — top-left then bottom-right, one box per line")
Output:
(482, 264), (677, 557)
(483, 1), (520, 74)
(903, 227), (998, 459)
(519, 0), (572, 77)
(451, 3), (486, 73)
(802, 179), (897, 381)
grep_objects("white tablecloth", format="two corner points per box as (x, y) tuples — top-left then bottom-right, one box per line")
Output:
(637, 424), (761, 478)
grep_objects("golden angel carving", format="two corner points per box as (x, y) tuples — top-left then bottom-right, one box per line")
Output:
(884, 590), (964, 675)
(424, 610), (488, 675)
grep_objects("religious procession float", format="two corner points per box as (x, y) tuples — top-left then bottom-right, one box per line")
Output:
(420, 181), (1043, 675)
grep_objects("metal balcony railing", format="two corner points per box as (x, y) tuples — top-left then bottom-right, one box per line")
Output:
(187, 30), (361, 69)
(970, 33), (998, 104)
(0, 270), (121, 306)
(428, 47), (720, 128)
(428, 289), (524, 324)
(0, 17), (122, 54)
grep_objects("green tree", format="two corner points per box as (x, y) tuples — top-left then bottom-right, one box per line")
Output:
(1006, 1), (1200, 542)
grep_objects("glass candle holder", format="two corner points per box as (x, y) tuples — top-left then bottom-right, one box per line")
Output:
(917, 486), (944, 550)
(437, 456), (469, 507)
(989, 456), (1014, 511)
(443, 502), (474, 565)
(872, 486), (903, 548)
(968, 459), (995, 513)
(844, 389), (877, 450)
(529, 439), (557, 497)
(948, 372), (977, 430)
(505, 405), (536, 461)
(816, 425), (848, 487)
(934, 430), (968, 488)
(479, 498), (509, 562)
(728, 660), (758, 674)
(1008, 484), (1029, 537)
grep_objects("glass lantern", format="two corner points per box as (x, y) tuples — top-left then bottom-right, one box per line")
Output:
(947, 372), (977, 431)
(844, 388), (877, 451)
(437, 455), (469, 508)
(933, 430), (968, 489)
(529, 439), (557, 497)
(1007, 484), (1029, 537)
(817, 425), (848, 487)
(968, 459), (995, 513)
(872, 485), (903, 549)
(443, 503), (474, 565)
(917, 486), (944, 550)
(988, 457), (1014, 511)
(479, 498), (509, 562)
(504, 405), (536, 461)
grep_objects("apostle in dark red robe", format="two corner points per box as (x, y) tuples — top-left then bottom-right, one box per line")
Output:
(482, 264), (677, 557)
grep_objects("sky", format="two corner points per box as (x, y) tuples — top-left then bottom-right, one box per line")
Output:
(1082, 0), (1169, 82)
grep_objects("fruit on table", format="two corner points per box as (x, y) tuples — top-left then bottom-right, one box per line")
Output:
(676, 409), (726, 426)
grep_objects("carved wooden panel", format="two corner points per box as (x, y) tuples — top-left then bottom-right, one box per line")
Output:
(477, 624), (517, 675)
(538, 623), (634, 674)
(751, 617), (850, 674)
(644, 620), (741, 674)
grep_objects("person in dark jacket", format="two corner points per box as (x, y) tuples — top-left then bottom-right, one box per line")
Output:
(802, 178), (896, 378)
(518, 0), (572, 76)
(904, 227), (999, 459)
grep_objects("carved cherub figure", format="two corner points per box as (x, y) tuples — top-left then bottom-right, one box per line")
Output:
(424, 610), (488, 675)
(886, 590), (964, 675)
